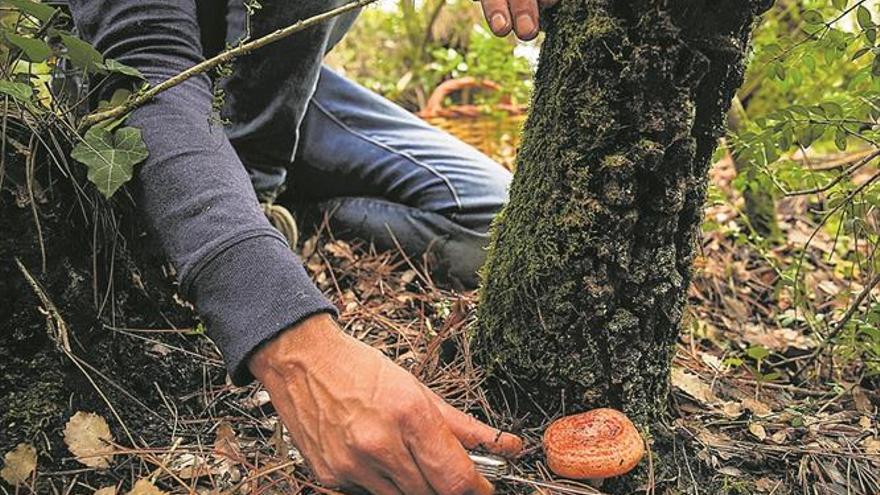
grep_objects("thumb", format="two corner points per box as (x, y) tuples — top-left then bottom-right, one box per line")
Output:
(426, 389), (523, 458)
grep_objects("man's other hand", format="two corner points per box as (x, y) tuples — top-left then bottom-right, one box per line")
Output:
(477, 0), (559, 41)
(249, 314), (523, 495)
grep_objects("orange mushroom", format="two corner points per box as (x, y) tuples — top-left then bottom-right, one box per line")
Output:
(543, 408), (645, 480)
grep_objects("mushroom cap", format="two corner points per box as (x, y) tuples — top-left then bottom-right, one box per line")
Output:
(543, 408), (645, 479)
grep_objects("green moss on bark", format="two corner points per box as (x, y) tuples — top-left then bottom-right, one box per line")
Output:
(476, 0), (772, 425)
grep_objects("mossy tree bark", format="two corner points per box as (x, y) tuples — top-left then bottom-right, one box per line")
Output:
(476, 0), (773, 425)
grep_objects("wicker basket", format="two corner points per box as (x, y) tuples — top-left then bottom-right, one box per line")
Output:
(418, 78), (525, 169)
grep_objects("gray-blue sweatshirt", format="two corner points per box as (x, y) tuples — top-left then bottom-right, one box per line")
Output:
(68, 0), (358, 384)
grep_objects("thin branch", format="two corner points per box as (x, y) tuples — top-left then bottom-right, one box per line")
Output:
(80, 0), (379, 128)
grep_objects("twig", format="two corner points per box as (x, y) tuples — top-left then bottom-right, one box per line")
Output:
(79, 0), (379, 128)
(15, 258), (136, 445)
(795, 270), (880, 378)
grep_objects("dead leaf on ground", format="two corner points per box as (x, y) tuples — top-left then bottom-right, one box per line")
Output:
(721, 401), (743, 418)
(241, 389), (271, 409)
(94, 487), (117, 495)
(748, 422), (767, 441)
(270, 421), (289, 460)
(672, 368), (719, 405)
(862, 437), (880, 457)
(769, 429), (788, 444)
(718, 466), (744, 477)
(700, 352), (725, 372)
(63, 412), (115, 468)
(851, 386), (872, 414)
(754, 477), (780, 492)
(127, 478), (167, 495)
(213, 421), (241, 461)
(742, 397), (773, 417)
(1, 443), (37, 486)
(170, 454), (214, 479)
(742, 324), (813, 352)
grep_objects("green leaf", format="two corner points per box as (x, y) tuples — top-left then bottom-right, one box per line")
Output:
(1, 0), (57, 22)
(772, 62), (786, 80)
(71, 126), (148, 198)
(820, 102), (844, 118)
(872, 54), (880, 77)
(796, 124), (825, 148)
(802, 9), (824, 24)
(0, 80), (33, 102)
(57, 32), (104, 73)
(867, 27), (877, 44)
(858, 5), (873, 29)
(746, 345), (770, 362)
(853, 46), (872, 60)
(3, 32), (50, 61)
(835, 127), (848, 150)
(96, 88), (132, 111)
(99, 58), (144, 79)
(833, 0), (847, 9)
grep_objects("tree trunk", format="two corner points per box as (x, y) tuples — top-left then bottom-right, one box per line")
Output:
(475, 0), (772, 425)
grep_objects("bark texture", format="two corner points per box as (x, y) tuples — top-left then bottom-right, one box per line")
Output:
(476, 0), (773, 424)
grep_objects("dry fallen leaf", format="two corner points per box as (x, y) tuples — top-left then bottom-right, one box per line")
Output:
(672, 368), (719, 405)
(717, 466), (744, 477)
(742, 397), (773, 417)
(700, 352), (724, 372)
(127, 478), (167, 495)
(242, 390), (271, 409)
(862, 437), (880, 457)
(754, 477), (779, 492)
(63, 411), (115, 468)
(213, 421), (241, 461)
(721, 401), (743, 418)
(1, 443), (37, 486)
(748, 422), (767, 441)
(852, 386), (872, 414)
(769, 429), (788, 445)
(94, 487), (117, 495)
(270, 421), (289, 460)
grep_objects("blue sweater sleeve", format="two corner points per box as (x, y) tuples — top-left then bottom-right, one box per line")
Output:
(68, 0), (337, 384)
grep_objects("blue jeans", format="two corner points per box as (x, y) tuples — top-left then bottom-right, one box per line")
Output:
(213, 2), (512, 288)
(288, 68), (511, 288)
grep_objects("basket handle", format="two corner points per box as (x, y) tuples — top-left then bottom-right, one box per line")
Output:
(419, 78), (504, 118)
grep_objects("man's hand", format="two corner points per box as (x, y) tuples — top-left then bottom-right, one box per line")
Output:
(477, 0), (559, 41)
(250, 314), (523, 495)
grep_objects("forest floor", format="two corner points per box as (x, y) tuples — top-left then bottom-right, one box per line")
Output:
(1, 156), (879, 495)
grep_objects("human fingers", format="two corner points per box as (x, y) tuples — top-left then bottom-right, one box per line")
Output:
(429, 394), (523, 458)
(403, 399), (495, 495)
(479, 0), (512, 37)
(507, 0), (540, 40)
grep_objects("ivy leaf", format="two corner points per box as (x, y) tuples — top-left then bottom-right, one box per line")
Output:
(0, 80), (33, 102)
(99, 58), (144, 79)
(71, 126), (148, 198)
(858, 5), (873, 29)
(57, 32), (104, 73)
(1, 0), (57, 22)
(4, 32), (50, 61)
